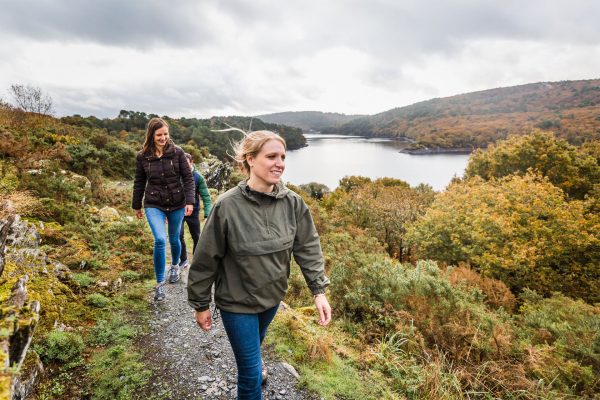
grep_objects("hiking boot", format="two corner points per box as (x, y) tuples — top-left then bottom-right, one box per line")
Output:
(154, 282), (166, 302)
(168, 264), (180, 283)
(179, 259), (190, 270)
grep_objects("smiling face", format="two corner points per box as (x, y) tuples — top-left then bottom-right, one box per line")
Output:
(153, 125), (169, 152)
(247, 139), (286, 192)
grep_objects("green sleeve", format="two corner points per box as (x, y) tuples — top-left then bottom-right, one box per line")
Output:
(198, 174), (212, 217)
(187, 202), (225, 311)
(292, 198), (330, 295)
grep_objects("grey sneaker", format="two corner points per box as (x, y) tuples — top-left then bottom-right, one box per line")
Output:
(168, 264), (180, 283)
(261, 365), (268, 385)
(154, 282), (166, 301)
(179, 259), (190, 269)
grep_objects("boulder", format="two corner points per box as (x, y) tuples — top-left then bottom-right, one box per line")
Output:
(98, 206), (120, 222)
(199, 157), (233, 191)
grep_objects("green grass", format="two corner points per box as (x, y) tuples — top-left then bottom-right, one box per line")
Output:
(86, 293), (110, 308)
(35, 330), (84, 364)
(72, 272), (95, 288)
(88, 344), (151, 400)
(265, 310), (402, 400)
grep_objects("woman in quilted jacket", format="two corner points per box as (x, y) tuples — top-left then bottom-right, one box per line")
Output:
(132, 117), (194, 301)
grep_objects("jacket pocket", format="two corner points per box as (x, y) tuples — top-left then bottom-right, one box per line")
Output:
(171, 186), (185, 205)
(231, 235), (294, 256)
(230, 236), (294, 295)
(145, 189), (161, 204)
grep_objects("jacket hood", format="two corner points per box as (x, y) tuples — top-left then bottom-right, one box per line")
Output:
(238, 179), (290, 203)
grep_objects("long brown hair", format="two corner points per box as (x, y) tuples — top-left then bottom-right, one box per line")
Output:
(142, 117), (169, 156)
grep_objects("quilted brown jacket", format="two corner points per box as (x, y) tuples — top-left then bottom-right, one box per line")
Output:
(131, 141), (194, 211)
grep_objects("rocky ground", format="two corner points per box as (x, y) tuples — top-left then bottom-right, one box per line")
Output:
(138, 267), (320, 400)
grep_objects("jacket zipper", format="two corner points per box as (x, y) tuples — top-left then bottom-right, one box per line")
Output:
(265, 202), (270, 234)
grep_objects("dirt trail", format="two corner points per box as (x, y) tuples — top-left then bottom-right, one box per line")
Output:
(137, 267), (320, 400)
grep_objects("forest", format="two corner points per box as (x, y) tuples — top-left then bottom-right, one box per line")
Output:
(0, 94), (599, 399)
(322, 79), (600, 152)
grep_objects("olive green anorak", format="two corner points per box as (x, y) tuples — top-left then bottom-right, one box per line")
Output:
(187, 180), (330, 313)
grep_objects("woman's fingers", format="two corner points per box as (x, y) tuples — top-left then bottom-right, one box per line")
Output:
(195, 310), (213, 331)
(314, 295), (332, 326)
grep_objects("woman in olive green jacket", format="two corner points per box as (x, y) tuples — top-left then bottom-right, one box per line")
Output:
(187, 130), (331, 400)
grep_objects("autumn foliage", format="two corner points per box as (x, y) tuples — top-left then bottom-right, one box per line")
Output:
(327, 79), (600, 150)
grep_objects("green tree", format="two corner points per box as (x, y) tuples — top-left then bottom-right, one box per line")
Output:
(335, 180), (435, 260)
(465, 131), (600, 199)
(298, 182), (330, 199)
(407, 173), (600, 302)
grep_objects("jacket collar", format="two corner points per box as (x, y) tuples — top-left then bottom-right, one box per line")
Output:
(238, 179), (289, 203)
(144, 141), (176, 160)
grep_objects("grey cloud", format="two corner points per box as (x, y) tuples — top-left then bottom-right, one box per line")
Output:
(219, 0), (600, 61)
(3, 0), (598, 57)
(0, 0), (217, 48)
(49, 79), (292, 119)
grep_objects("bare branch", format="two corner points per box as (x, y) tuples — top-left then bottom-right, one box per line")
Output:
(8, 84), (54, 116)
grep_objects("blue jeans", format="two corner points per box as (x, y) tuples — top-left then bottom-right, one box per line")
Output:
(220, 305), (279, 400)
(145, 207), (185, 283)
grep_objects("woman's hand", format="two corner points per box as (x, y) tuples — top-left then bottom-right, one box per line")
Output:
(195, 309), (213, 331)
(134, 209), (143, 219)
(314, 294), (332, 326)
(185, 204), (194, 216)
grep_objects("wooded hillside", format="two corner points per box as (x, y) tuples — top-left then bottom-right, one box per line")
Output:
(256, 111), (364, 131)
(323, 79), (600, 150)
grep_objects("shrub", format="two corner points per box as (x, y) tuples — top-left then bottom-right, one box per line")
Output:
(298, 182), (331, 200)
(0, 159), (19, 193)
(88, 316), (136, 347)
(37, 330), (84, 363)
(447, 265), (516, 311)
(335, 181), (435, 259)
(465, 131), (600, 199)
(72, 273), (95, 288)
(517, 290), (600, 396)
(119, 270), (141, 282)
(87, 293), (110, 308)
(88, 345), (151, 400)
(407, 173), (600, 302)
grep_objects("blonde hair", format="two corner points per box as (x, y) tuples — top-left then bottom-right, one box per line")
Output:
(231, 130), (287, 176)
(142, 117), (169, 156)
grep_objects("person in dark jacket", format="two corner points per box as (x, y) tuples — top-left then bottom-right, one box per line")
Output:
(132, 117), (194, 301)
(178, 152), (212, 270)
(188, 130), (331, 400)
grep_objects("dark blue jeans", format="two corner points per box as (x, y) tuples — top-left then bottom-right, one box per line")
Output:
(220, 304), (279, 400)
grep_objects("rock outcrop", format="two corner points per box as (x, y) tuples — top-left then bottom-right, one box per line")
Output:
(199, 157), (234, 192)
(0, 201), (42, 400)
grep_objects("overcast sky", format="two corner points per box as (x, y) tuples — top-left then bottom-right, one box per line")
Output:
(1, 0), (599, 118)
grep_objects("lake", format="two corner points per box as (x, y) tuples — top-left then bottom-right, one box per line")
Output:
(283, 134), (471, 191)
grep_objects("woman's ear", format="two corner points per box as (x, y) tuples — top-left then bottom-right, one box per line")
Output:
(246, 155), (254, 168)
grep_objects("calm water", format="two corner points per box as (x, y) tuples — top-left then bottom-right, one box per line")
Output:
(283, 134), (471, 191)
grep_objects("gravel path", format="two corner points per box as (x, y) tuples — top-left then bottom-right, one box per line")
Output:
(138, 267), (320, 400)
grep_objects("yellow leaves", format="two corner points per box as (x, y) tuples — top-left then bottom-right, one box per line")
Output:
(408, 172), (599, 301)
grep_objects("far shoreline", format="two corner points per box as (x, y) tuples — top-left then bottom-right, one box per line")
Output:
(399, 147), (475, 155)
